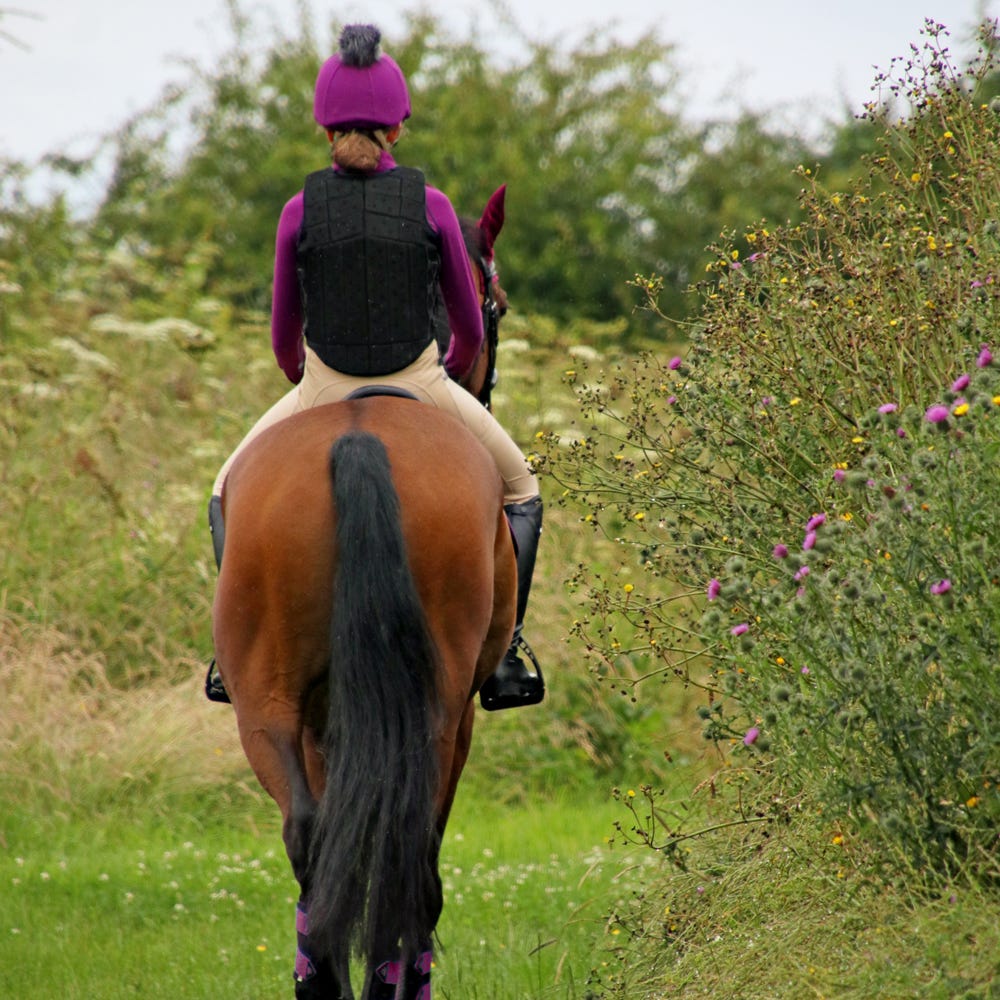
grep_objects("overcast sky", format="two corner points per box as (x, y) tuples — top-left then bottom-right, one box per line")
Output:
(3, 0), (998, 168)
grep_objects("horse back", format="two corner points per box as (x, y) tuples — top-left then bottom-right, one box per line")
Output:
(212, 397), (516, 705)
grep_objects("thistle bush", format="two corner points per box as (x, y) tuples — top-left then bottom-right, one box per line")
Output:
(541, 21), (1000, 883)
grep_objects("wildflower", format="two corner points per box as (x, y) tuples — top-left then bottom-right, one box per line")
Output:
(833, 468), (846, 483)
(668, 356), (682, 370)
(951, 374), (970, 392)
(930, 579), (952, 595)
(731, 623), (749, 637)
(789, 397), (801, 406)
(633, 512), (645, 521)
(743, 727), (760, 746)
(925, 404), (949, 423)
(623, 583), (634, 594)
(832, 834), (844, 846)
(801, 666), (810, 675)
(707, 578), (721, 601)
(772, 543), (789, 559)
(806, 513), (827, 531)
(967, 796), (980, 808)
(667, 395), (677, 404)
(803, 531), (817, 551)
(952, 401), (969, 417)
(794, 566), (810, 582)
(878, 402), (898, 414)
(977, 346), (993, 367)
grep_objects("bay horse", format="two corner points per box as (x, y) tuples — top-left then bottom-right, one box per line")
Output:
(211, 188), (517, 999)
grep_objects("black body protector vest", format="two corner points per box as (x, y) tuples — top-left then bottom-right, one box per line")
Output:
(297, 166), (441, 376)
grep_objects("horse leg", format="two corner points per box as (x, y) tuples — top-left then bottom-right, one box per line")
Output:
(234, 707), (351, 999)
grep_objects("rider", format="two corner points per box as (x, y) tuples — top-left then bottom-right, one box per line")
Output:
(206, 24), (544, 711)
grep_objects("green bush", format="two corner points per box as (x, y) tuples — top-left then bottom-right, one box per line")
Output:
(542, 20), (1000, 885)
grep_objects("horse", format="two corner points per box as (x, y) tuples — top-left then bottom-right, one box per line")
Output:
(211, 188), (518, 1000)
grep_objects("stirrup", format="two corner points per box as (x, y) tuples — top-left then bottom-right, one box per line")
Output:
(479, 635), (545, 711)
(205, 660), (231, 704)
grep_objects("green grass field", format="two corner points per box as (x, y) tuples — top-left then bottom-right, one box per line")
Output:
(0, 651), (667, 1000)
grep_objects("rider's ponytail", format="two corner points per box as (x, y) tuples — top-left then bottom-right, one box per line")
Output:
(331, 128), (390, 172)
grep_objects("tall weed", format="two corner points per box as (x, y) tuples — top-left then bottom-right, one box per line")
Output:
(541, 20), (1000, 885)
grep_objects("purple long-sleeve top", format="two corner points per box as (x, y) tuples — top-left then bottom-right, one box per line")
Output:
(270, 150), (484, 384)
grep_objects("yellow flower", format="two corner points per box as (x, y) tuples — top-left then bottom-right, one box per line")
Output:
(911, 172), (921, 182)
(627, 789), (636, 798)
(832, 834), (844, 846)
(623, 583), (634, 594)
(967, 796), (980, 808)
(633, 512), (645, 522)
(775, 656), (785, 665)
(953, 403), (969, 417)
(993, 395), (1000, 406)
(841, 512), (853, 522)
(927, 235), (937, 251)
(789, 397), (801, 406)
(852, 436), (864, 444)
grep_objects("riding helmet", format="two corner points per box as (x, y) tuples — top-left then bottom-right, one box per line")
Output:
(313, 24), (411, 131)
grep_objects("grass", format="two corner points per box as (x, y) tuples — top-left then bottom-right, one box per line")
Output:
(0, 788), (647, 999)
(0, 623), (668, 1000)
(594, 807), (1000, 999)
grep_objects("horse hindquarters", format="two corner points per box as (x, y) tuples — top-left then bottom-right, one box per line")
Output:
(307, 430), (444, 979)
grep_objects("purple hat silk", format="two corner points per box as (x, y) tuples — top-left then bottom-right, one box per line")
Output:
(313, 24), (411, 130)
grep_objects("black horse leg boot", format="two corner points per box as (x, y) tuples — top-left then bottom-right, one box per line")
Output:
(205, 495), (232, 704)
(479, 495), (545, 711)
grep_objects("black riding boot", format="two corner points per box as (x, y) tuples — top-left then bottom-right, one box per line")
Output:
(205, 495), (231, 704)
(479, 495), (545, 711)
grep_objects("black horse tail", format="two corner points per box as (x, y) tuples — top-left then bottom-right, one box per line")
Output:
(308, 430), (443, 971)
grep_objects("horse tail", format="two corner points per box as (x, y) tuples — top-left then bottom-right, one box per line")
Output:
(308, 430), (444, 970)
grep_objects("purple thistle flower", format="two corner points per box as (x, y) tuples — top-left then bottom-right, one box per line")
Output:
(794, 566), (810, 582)
(667, 395), (677, 405)
(668, 356), (682, 370)
(806, 513), (827, 531)
(951, 374), (970, 392)
(833, 468), (846, 483)
(925, 404), (950, 423)
(977, 346), (993, 368)
(707, 578), (721, 601)
(930, 579), (952, 595)
(803, 531), (817, 551)
(743, 727), (760, 746)
(878, 402), (898, 414)
(772, 543), (789, 559)
(801, 666), (810, 675)
(731, 623), (749, 637)
(897, 428), (907, 438)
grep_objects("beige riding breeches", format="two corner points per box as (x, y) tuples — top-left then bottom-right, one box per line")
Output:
(212, 342), (539, 504)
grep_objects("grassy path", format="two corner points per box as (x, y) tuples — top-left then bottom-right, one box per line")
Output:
(0, 777), (644, 999)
